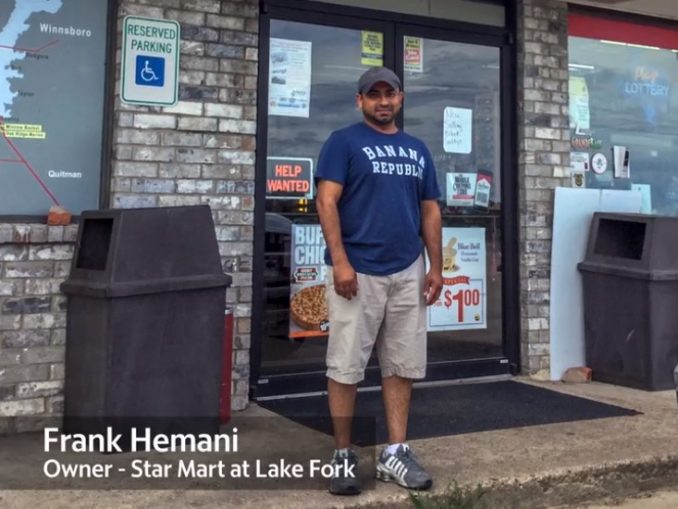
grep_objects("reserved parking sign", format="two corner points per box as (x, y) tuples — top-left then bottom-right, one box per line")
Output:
(121, 16), (179, 106)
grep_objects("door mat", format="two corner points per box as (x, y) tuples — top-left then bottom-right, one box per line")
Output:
(258, 381), (641, 447)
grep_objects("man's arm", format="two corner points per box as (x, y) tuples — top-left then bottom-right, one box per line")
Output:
(316, 180), (358, 299)
(421, 199), (443, 305)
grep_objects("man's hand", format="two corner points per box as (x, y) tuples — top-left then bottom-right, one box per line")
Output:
(420, 199), (442, 306)
(423, 270), (443, 306)
(333, 263), (358, 300)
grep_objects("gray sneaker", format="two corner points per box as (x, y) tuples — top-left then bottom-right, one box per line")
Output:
(329, 448), (361, 495)
(376, 444), (432, 490)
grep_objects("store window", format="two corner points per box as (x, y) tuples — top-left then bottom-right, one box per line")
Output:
(0, 0), (110, 217)
(568, 12), (678, 215)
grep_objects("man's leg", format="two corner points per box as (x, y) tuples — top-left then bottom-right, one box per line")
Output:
(328, 378), (358, 449)
(326, 268), (388, 447)
(377, 374), (431, 491)
(325, 269), (387, 495)
(381, 375), (412, 445)
(375, 256), (431, 489)
(377, 255), (426, 441)
(327, 378), (362, 495)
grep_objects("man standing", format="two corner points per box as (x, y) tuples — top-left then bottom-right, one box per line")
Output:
(315, 67), (443, 495)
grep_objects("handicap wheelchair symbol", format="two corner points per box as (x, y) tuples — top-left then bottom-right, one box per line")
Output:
(141, 61), (158, 81)
(135, 55), (165, 87)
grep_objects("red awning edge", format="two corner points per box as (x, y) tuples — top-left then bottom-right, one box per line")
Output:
(569, 12), (678, 51)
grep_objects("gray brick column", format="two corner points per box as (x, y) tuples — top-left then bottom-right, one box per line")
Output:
(516, 0), (570, 376)
(112, 0), (258, 410)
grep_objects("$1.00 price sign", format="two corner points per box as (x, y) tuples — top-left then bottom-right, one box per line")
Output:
(427, 227), (487, 331)
(429, 278), (485, 329)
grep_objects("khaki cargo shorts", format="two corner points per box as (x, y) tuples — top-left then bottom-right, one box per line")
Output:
(325, 255), (427, 384)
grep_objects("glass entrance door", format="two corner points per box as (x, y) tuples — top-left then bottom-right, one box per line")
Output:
(253, 12), (513, 397)
(397, 31), (504, 369)
(257, 17), (393, 389)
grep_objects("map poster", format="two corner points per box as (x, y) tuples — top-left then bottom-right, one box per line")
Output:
(289, 225), (329, 339)
(268, 38), (312, 118)
(0, 0), (109, 215)
(428, 228), (487, 331)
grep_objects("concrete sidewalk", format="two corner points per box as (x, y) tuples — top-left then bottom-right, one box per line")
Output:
(1, 378), (678, 509)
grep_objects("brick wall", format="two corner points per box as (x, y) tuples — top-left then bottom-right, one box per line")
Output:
(0, 224), (76, 431)
(0, 0), (258, 428)
(516, 0), (570, 376)
(113, 0), (258, 410)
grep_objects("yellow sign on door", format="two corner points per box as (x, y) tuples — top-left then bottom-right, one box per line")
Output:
(361, 31), (383, 66)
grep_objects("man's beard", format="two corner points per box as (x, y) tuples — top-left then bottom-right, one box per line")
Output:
(363, 109), (395, 125)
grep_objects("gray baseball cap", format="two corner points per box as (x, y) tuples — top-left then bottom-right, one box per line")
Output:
(357, 66), (401, 94)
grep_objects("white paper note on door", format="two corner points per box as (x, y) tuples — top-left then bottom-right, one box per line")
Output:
(443, 107), (472, 154)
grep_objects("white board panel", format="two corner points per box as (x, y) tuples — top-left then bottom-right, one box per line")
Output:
(549, 188), (642, 381)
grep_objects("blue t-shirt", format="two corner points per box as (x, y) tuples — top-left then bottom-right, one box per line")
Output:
(316, 122), (441, 276)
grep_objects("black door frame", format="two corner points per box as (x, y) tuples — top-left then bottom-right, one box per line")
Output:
(251, 0), (519, 398)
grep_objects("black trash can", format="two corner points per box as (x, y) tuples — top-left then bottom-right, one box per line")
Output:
(578, 213), (678, 390)
(60, 206), (231, 435)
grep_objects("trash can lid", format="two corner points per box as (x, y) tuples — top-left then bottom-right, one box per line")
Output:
(61, 206), (233, 297)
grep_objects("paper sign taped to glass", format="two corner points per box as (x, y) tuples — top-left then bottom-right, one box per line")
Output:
(427, 227), (487, 331)
(268, 38), (312, 118)
(443, 107), (472, 154)
(613, 145), (630, 179)
(571, 170), (586, 188)
(404, 36), (423, 72)
(361, 31), (383, 66)
(447, 172), (477, 207)
(570, 151), (590, 172)
(474, 172), (493, 208)
(289, 224), (329, 338)
(591, 152), (607, 174)
(569, 76), (590, 130)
